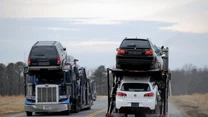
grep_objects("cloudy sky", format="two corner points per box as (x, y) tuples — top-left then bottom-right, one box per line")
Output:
(0, 0), (207, 70)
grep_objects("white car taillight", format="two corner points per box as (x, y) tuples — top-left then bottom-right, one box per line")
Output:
(144, 92), (154, 97)
(117, 92), (127, 97)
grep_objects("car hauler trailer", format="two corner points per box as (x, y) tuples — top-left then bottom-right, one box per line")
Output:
(105, 47), (171, 117)
(90, 79), (97, 101)
(23, 66), (92, 116)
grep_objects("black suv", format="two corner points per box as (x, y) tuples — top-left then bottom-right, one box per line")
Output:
(116, 38), (160, 70)
(28, 41), (67, 72)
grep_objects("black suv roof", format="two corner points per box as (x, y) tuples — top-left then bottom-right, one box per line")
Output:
(34, 41), (57, 46)
(124, 37), (149, 40)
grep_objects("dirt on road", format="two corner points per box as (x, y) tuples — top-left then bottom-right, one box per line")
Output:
(170, 93), (208, 117)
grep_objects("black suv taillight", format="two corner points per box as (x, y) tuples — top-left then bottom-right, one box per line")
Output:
(57, 57), (61, 65)
(28, 58), (31, 65)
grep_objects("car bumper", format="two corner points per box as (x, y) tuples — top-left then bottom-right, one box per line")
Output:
(116, 56), (155, 69)
(116, 99), (156, 110)
(28, 66), (62, 71)
(25, 104), (70, 112)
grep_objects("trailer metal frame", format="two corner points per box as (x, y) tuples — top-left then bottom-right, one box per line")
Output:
(106, 47), (171, 117)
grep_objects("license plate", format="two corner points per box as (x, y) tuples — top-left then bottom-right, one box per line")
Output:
(43, 105), (51, 110)
(127, 114), (135, 117)
(38, 62), (50, 65)
(131, 103), (139, 107)
(128, 51), (142, 55)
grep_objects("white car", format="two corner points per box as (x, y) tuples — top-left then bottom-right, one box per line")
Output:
(115, 76), (160, 114)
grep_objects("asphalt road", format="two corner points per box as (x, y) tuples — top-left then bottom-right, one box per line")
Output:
(6, 98), (183, 117)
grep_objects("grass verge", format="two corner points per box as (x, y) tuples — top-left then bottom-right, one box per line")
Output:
(0, 95), (107, 116)
(170, 93), (208, 117)
(0, 95), (24, 116)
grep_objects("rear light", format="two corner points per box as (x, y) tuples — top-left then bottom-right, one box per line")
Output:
(117, 48), (125, 55)
(105, 113), (111, 117)
(28, 58), (31, 65)
(145, 49), (153, 55)
(117, 92), (127, 97)
(144, 92), (154, 97)
(57, 57), (61, 64)
(66, 63), (71, 66)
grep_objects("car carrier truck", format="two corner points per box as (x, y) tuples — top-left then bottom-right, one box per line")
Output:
(23, 65), (93, 116)
(105, 46), (171, 117)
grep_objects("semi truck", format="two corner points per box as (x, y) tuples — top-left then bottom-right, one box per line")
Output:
(23, 65), (93, 116)
(105, 46), (171, 117)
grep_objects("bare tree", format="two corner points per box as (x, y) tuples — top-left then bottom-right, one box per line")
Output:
(15, 62), (24, 94)
(6, 63), (15, 95)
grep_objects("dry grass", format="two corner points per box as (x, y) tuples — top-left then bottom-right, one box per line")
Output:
(170, 93), (208, 117)
(96, 95), (107, 99)
(0, 95), (25, 116)
(0, 95), (107, 116)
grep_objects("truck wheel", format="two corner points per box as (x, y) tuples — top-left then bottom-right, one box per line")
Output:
(86, 101), (92, 110)
(26, 112), (32, 116)
(74, 104), (80, 113)
(63, 110), (70, 115)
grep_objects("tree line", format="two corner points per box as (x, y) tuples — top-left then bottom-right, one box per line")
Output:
(0, 62), (208, 96)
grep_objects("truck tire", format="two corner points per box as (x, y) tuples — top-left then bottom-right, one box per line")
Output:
(26, 112), (32, 116)
(86, 101), (92, 110)
(63, 110), (70, 115)
(74, 103), (80, 113)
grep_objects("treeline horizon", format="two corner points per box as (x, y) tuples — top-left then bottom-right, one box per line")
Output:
(0, 62), (208, 96)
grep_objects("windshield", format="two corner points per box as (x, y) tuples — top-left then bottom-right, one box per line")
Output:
(121, 83), (151, 92)
(30, 46), (58, 56)
(120, 39), (150, 48)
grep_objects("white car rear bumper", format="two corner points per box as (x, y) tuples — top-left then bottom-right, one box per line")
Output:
(116, 98), (156, 110)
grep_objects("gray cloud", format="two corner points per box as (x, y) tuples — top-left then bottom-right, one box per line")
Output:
(0, 18), (207, 69)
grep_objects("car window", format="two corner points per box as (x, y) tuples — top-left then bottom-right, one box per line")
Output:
(67, 56), (75, 63)
(70, 56), (74, 62)
(57, 43), (63, 52)
(30, 46), (57, 56)
(67, 56), (72, 62)
(60, 43), (64, 50)
(120, 39), (150, 48)
(121, 83), (151, 92)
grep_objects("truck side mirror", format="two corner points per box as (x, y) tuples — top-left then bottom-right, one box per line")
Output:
(74, 59), (79, 62)
(161, 54), (166, 59)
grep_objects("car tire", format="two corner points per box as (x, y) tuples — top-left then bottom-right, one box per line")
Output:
(116, 63), (120, 69)
(26, 112), (32, 116)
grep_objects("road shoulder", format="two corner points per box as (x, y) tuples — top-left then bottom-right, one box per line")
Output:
(170, 96), (208, 117)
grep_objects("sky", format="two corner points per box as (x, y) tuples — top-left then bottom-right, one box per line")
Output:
(0, 0), (208, 70)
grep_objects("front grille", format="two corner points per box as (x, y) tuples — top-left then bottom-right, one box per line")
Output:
(36, 85), (58, 103)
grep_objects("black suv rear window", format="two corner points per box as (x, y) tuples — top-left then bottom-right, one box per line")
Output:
(120, 39), (150, 48)
(121, 83), (150, 92)
(30, 46), (58, 56)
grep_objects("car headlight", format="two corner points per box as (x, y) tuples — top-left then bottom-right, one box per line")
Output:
(26, 96), (35, 100)
(59, 95), (68, 100)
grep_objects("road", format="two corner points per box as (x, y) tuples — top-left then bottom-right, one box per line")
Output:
(6, 98), (183, 117)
